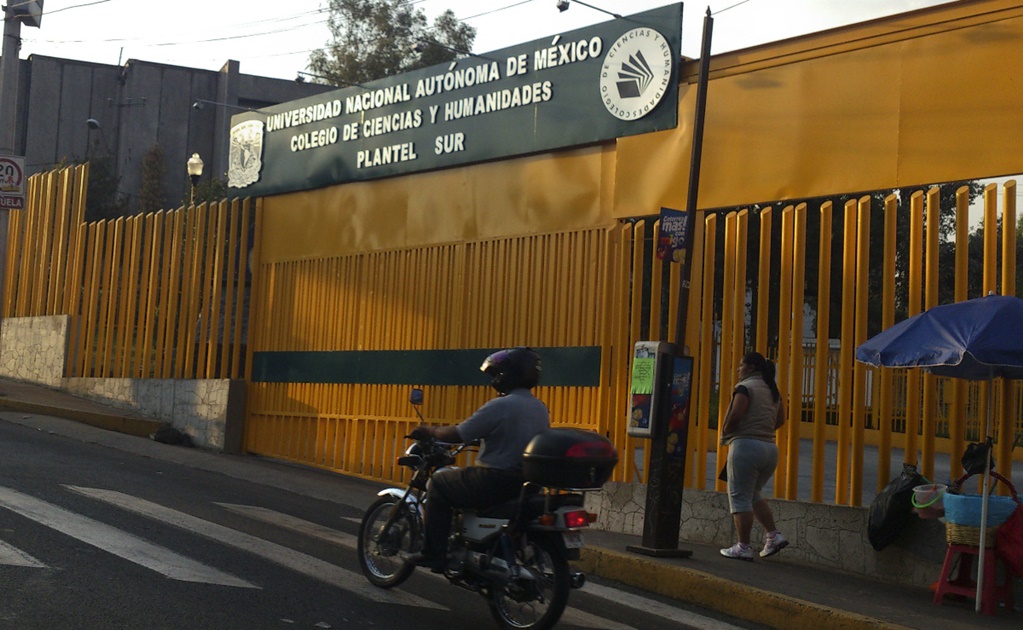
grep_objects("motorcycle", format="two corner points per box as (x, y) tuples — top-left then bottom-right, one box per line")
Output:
(357, 388), (618, 630)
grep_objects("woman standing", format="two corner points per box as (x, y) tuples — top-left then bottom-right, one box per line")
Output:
(719, 351), (789, 561)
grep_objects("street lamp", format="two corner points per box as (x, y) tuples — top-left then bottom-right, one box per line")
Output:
(187, 153), (203, 206)
(85, 118), (112, 156)
(555, 0), (622, 18)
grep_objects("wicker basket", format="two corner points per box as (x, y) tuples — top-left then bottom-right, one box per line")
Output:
(946, 521), (1000, 548)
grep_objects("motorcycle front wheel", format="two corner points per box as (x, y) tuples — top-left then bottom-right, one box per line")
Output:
(487, 534), (571, 630)
(357, 496), (418, 588)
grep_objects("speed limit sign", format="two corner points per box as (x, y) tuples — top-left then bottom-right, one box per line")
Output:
(0, 156), (25, 210)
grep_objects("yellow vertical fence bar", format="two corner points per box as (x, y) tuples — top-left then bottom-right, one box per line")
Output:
(774, 207), (793, 496)
(921, 187), (941, 482)
(694, 214), (717, 490)
(978, 185), (999, 461)
(786, 203), (806, 501)
(877, 194), (898, 492)
(732, 210), (750, 484)
(715, 212), (738, 492)
(811, 201), (832, 502)
(755, 209), (772, 353)
(949, 187), (970, 475)
(837, 199), (857, 505)
(850, 197), (870, 506)
(998, 181), (1017, 491)
(906, 191), (924, 465)
(681, 213), (704, 487)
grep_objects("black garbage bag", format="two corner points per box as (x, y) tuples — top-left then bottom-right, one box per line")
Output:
(868, 463), (928, 551)
(961, 440), (994, 476)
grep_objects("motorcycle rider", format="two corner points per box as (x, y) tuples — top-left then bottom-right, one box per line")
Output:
(405, 347), (549, 571)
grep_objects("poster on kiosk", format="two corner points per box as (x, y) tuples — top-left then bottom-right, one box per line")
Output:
(628, 342), (671, 438)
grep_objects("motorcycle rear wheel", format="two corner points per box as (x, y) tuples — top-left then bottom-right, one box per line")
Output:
(487, 535), (570, 630)
(357, 496), (418, 588)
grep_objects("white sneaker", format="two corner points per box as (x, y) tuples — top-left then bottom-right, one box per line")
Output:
(760, 533), (789, 558)
(720, 543), (754, 561)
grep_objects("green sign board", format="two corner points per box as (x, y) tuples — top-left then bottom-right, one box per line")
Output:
(227, 4), (683, 197)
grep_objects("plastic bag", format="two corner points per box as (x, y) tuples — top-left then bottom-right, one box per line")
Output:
(961, 441), (994, 476)
(868, 463), (928, 551)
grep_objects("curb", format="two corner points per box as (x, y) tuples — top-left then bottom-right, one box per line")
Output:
(0, 399), (164, 438)
(576, 546), (910, 630)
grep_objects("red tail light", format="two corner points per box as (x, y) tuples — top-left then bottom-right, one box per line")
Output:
(563, 510), (596, 529)
(565, 441), (617, 458)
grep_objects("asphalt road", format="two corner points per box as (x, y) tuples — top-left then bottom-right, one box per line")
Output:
(0, 414), (754, 630)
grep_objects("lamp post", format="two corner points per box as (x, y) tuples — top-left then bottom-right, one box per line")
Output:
(187, 153), (203, 206)
(555, 0), (622, 19)
(85, 118), (112, 156)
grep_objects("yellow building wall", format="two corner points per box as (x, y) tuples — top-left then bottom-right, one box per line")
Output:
(264, 0), (1023, 259)
(618, 0), (1023, 213)
(261, 144), (616, 262)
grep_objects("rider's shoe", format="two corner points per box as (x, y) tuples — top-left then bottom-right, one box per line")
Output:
(403, 551), (445, 572)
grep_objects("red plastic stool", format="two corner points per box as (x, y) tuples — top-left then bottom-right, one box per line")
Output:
(933, 543), (1015, 615)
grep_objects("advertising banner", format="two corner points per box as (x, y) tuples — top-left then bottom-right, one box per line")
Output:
(228, 4), (682, 197)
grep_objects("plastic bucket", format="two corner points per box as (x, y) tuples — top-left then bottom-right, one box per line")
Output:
(911, 483), (947, 519)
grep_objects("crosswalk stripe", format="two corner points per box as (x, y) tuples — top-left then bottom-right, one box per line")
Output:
(216, 503), (357, 548)
(68, 486), (445, 610)
(0, 538), (46, 567)
(0, 486), (255, 587)
(219, 503), (638, 629)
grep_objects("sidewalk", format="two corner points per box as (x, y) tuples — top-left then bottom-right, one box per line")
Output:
(0, 377), (1019, 630)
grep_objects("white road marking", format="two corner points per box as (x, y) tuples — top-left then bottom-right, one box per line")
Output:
(69, 487), (444, 610)
(217, 503), (357, 548)
(581, 581), (746, 630)
(0, 538), (46, 567)
(559, 606), (637, 629)
(213, 507), (662, 630)
(0, 486), (255, 587)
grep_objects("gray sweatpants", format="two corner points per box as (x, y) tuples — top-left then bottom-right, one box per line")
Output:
(726, 437), (778, 513)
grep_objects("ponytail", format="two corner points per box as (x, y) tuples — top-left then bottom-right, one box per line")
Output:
(743, 351), (780, 402)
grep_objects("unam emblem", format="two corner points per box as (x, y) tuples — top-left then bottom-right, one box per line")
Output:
(228, 120), (264, 188)
(599, 27), (673, 121)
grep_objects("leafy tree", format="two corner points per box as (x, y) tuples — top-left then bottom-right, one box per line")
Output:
(85, 154), (127, 222)
(308, 0), (476, 85)
(182, 174), (229, 209)
(137, 144), (166, 215)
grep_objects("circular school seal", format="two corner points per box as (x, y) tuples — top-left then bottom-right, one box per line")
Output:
(599, 27), (673, 121)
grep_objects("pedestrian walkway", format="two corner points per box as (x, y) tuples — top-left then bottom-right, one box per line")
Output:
(0, 377), (1019, 629)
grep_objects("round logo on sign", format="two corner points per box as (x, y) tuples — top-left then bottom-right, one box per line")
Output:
(599, 28), (673, 121)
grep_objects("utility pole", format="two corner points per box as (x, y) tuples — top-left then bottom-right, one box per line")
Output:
(627, 7), (714, 557)
(0, 4), (23, 156)
(0, 2), (43, 340)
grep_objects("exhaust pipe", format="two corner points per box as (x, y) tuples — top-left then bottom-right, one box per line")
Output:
(570, 571), (586, 589)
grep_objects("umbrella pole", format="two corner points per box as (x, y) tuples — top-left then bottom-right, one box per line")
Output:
(975, 382), (995, 613)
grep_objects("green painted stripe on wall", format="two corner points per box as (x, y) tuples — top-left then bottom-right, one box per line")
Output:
(251, 347), (601, 387)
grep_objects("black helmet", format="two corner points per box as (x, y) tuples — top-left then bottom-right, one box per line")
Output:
(481, 347), (541, 394)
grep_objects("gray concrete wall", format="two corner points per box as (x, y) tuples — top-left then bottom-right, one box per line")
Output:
(0, 315), (242, 452)
(586, 481), (949, 588)
(14, 54), (334, 214)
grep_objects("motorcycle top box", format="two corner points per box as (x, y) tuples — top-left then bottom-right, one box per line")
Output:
(522, 428), (618, 489)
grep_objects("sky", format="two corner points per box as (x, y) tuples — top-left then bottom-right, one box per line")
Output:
(12, 0), (957, 82)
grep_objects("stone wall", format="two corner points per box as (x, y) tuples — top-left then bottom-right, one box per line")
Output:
(0, 315), (243, 452)
(586, 481), (949, 588)
(60, 378), (244, 452)
(0, 315), (69, 387)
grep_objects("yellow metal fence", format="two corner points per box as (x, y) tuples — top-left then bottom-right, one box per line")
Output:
(7, 166), (1021, 508)
(5, 165), (254, 380)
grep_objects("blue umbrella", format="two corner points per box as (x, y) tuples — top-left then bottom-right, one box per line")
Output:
(856, 294), (1023, 380)
(856, 293), (1023, 612)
